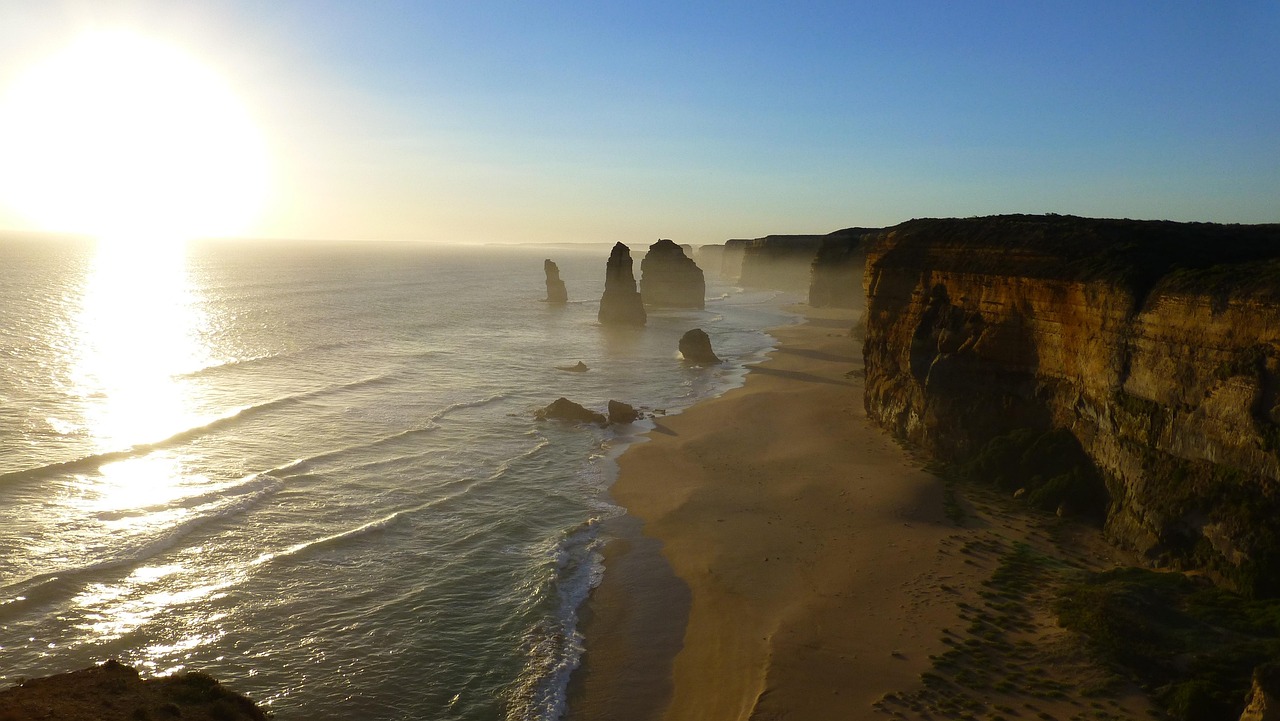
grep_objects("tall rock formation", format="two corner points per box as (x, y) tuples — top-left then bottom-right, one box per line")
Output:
(544, 259), (568, 303)
(639, 238), (705, 308)
(597, 242), (646, 326)
(861, 214), (1280, 596)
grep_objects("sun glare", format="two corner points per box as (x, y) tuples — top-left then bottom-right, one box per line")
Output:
(0, 30), (270, 246)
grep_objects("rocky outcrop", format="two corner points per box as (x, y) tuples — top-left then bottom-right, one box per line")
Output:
(544, 259), (568, 303)
(679, 328), (721, 364)
(608, 400), (640, 424)
(863, 214), (1280, 596)
(1241, 664), (1280, 721)
(597, 243), (646, 326)
(536, 398), (607, 425)
(738, 235), (827, 291)
(808, 228), (879, 308)
(0, 661), (268, 720)
(639, 239), (705, 308)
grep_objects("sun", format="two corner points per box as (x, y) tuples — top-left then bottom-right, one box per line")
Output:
(0, 30), (270, 247)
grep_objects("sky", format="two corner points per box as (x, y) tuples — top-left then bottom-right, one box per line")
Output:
(0, 1), (1277, 244)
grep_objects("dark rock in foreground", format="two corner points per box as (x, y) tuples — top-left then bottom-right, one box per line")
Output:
(556, 361), (589, 372)
(0, 660), (268, 721)
(640, 238), (705, 308)
(608, 400), (640, 424)
(535, 397), (607, 425)
(597, 243), (646, 326)
(544, 259), (568, 303)
(679, 328), (721, 364)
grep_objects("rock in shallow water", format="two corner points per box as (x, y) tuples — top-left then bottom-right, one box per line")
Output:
(679, 328), (721, 364)
(535, 397), (607, 425)
(608, 400), (640, 424)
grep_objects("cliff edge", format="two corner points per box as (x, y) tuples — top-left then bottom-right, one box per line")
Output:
(862, 214), (1280, 596)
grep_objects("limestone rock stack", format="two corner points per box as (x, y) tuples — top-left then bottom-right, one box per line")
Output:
(544, 259), (568, 303)
(597, 242), (646, 326)
(639, 238), (705, 308)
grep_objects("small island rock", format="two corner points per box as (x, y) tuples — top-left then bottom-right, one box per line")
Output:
(597, 243), (646, 326)
(679, 328), (721, 364)
(544, 259), (568, 303)
(556, 361), (589, 372)
(608, 400), (641, 424)
(535, 397), (607, 425)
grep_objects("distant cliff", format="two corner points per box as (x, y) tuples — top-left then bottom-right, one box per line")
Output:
(736, 235), (826, 290)
(807, 228), (879, 308)
(861, 215), (1280, 596)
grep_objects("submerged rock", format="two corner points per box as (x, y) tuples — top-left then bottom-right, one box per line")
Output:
(556, 361), (589, 372)
(640, 238), (705, 308)
(544, 259), (568, 303)
(679, 328), (721, 364)
(608, 400), (640, 424)
(597, 243), (646, 326)
(535, 397), (607, 425)
(0, 660), (269, 721)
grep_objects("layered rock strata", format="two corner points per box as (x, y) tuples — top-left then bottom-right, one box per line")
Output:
(639, 238), (705, 308)
(597, 243), (646, 326)
(544, 259), (568, 303)
(862, 214), (1280, 596)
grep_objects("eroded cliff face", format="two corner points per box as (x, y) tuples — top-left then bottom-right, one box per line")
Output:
(863, 215), (1280, 595)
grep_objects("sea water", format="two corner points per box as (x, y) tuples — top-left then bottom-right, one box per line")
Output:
(0, 238), (796, 719)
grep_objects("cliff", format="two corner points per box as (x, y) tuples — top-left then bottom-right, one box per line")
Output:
(639, 239), (705, 308)
(862, 214), (1280, 596)
(597, 242), (646, 326)
(807, 228), (880, 308)
(737, 235), (826, 290)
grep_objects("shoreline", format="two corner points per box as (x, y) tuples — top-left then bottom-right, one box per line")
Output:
(568, 306), (976, 720)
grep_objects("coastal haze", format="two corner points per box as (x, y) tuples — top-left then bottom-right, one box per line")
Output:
(2, 2), (1280, 721)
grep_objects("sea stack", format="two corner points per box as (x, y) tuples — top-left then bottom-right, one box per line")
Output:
(544, 259), (568, 303)
(597, 242), (646, 326)
(679, 328), (721, 364)
(639, 238), (705, 308)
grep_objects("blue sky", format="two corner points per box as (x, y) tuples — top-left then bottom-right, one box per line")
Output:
(1, 1), (1277, 243)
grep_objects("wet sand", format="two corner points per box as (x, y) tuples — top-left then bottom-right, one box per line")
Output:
(570, 308), (975, 720)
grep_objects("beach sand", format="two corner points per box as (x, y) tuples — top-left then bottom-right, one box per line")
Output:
(570, 308), (980, 720)
(569, 306), (1157, 721)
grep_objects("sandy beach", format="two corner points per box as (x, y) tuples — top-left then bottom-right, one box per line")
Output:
(570, 308), (980, 720)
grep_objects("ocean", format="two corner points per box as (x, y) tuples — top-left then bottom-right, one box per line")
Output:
(0, 238), (795, 719)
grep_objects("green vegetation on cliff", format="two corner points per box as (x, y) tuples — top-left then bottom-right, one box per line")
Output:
(1058, 568), (1280, 721)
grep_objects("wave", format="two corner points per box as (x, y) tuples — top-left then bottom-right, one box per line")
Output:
(504, 516), (606, 721)
(0, 474), (284, 611)
(0, 374), (398, 484)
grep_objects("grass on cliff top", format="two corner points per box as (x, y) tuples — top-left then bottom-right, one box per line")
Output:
(873, 214), (1280, 300)
(1057, 567), (1280, 721)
